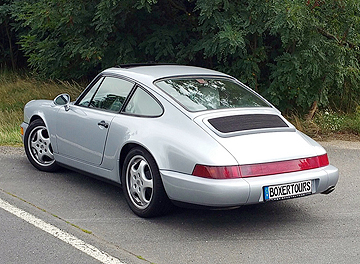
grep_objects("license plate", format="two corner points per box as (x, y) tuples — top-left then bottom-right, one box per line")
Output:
(264, 180), (312, 201)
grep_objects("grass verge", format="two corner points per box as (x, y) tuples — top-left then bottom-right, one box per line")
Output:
(0, 70), (82, 146)
(288, 109), (360, 141)
(1, 70), (359, 145)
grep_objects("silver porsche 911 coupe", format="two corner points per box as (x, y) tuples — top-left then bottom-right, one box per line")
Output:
(21, 64), (339, 217)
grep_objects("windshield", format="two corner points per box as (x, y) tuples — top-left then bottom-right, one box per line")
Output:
(155, 77), (270, 112)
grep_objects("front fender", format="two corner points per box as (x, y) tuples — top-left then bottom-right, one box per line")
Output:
(23, 100), (62, 153)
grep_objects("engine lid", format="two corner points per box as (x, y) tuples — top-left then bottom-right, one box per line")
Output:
(214, 131), (324, 165)
(194, 110), (325, 165)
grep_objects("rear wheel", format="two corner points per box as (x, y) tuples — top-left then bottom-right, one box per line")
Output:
(122, 147), (173, 217)
(24, 119), (59, 172)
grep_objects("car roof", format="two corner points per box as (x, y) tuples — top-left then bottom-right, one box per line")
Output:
(102, 65), (230, 82)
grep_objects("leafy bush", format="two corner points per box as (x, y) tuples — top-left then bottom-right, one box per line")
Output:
(314, 110), (346, 133)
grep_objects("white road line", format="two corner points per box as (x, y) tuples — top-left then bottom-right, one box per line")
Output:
(0, 198), (125, 264)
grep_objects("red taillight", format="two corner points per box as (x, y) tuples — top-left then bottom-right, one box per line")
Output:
(192, 165), (241, 179)
(317, 153), (329, 167)
(192, 154), (329, 179)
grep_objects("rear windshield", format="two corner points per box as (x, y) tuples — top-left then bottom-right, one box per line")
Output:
(155, 77), (270, 112)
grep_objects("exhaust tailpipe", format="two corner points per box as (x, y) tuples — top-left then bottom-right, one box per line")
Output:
(321, 186), (336, 195)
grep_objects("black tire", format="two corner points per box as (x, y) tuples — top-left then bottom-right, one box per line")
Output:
(24, 119), (59, 172)
(122, 147), (173, 218)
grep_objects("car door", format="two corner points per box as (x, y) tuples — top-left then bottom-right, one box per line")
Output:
(55, 76), (135, 165)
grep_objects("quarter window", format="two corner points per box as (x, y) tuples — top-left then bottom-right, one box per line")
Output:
(124, 87), (163, 116)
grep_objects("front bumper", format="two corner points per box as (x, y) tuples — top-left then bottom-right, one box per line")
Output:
(160, 165), (339, 207)
(20, 122), (28, 142)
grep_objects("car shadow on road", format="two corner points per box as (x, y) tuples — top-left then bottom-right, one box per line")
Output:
(161, 200), (311, 225)
(55, 166), (313, 220)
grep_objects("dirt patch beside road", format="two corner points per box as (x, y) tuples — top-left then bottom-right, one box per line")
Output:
(319, 140), (360, 150)
(0, 146), (24, 156)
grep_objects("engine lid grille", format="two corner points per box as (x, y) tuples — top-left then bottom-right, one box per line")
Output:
(208, 114), (289, 133)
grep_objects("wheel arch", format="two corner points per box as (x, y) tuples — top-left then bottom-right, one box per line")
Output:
(29, 115), (44, 124)
(27, 111), (56, 150)
(119, 143), (159, 184)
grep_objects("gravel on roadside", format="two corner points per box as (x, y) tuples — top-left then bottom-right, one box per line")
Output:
(319, 140), (360, 149)
(0, 146), (24, 156)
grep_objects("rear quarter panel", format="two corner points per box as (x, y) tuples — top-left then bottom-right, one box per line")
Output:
(103, 96), (239, 176)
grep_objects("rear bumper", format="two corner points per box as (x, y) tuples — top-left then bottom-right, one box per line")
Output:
(160, 165), (339, 207)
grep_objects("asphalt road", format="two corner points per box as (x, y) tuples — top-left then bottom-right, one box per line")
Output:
(0, 141), (359, 264)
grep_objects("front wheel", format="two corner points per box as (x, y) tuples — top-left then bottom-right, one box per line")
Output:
(122, 147), (173, 217)
(24, 119), (59, 172)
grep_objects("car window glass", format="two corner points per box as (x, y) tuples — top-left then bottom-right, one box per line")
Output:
(89, 77), (134, 112)
(78, 77), (103, 107)
(124, 87), (163, 116)
(155, 78), (270, 112)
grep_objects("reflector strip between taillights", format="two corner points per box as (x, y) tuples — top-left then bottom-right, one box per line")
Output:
(192, 154), (329, 179)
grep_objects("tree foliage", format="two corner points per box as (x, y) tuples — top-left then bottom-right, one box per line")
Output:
(0, 0), (24, 69)
(1, 0), (360, 113)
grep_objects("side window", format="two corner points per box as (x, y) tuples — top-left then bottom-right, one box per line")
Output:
(124, 87), (163, 116)
(88, 77), (134, 112)
(78, 77), (104, 107)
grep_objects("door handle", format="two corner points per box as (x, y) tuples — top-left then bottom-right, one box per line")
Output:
(98, 120), (109, 128)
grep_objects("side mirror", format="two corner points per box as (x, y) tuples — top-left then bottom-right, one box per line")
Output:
(54, 94), (71, 111)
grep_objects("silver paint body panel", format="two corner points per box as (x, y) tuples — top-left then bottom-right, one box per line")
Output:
(21, 65), (339, 207)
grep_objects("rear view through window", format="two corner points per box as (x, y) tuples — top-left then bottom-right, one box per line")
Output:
(155, 78), (270, 112)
